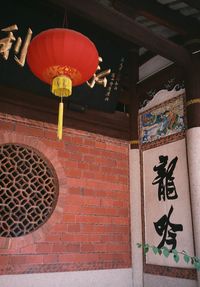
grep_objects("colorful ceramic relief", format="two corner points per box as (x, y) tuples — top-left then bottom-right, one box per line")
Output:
(140, 96), (185, 144)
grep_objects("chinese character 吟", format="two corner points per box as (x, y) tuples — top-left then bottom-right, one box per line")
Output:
(87, 57), (111, 88)
(154, 205), (183, 250)
(152, 155), (178, 201)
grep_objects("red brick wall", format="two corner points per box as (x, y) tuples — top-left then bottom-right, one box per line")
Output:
(0, 113), (131, 274)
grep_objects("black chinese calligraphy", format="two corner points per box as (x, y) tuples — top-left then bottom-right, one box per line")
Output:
(154, 205), (183, 251)
(152, 155), (178, 201)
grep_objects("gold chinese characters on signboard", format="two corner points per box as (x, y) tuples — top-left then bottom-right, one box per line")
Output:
(87, 57), (111, 88)
(0, 24), (111, 89)
(0, 24), (32, 66)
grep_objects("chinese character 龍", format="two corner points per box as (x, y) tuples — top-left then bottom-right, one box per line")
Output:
(152, 155), (178, 201)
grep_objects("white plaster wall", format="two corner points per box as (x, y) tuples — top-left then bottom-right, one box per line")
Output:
(143, 139), (194, 267)
(0, 268), (132, 287)
(186, 127), (200, 255)
(130, 149), (143, 287)
(139, 87), (185, 113)
(139, 55), (173, 82)
(144, 274), (197, 287)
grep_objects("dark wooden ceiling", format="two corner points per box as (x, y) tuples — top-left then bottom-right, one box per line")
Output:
(48, 0), (200, 108)
(1, 0), (200, 114)
(50, 0), (200, 63)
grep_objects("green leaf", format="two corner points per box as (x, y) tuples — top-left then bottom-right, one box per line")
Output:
(183, 254), (190, 264)
(136, 242), (200, 270)
(194, 261), (200, 271)
(172, 249), (178, 256)
(173, 254), (180, 263)
(162, 247), (170, 258)
(144, 246), (149, 255)
(152, 246), (159, 255)
(137, 243), (142, 248)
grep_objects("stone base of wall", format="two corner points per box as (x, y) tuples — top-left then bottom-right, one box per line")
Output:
(0, 268), (132, 287)
(144, 273), (197, 287)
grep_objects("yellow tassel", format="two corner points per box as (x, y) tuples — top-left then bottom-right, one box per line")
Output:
(57, 101), (64, 140)
(51, 76), (72, 140)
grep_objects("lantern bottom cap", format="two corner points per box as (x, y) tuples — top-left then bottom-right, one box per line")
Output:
(52, 75), (72, 97)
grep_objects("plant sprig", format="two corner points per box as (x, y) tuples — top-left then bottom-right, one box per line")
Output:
(137, 243), (200, 271)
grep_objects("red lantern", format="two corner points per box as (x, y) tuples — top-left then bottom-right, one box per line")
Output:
(27, 28), (99, 139)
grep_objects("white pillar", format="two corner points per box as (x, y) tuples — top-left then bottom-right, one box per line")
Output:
(186, 127), (200, 286)
(129, 148), (143, 287)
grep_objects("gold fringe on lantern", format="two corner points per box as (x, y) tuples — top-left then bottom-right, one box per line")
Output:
(52, 75), (72, 97)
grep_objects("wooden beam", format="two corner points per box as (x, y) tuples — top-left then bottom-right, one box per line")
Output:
(114, 0), (184, 35)
(114, 0), (200, 37)
(182, 0), (200, 11)
(0, 85), (129, 140)
(114, 0), (200, 64)
(50, 0), (191, 68)
(128, 49), (139, 146)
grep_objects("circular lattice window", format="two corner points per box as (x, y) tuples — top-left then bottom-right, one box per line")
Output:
(0, 144), (59, 237)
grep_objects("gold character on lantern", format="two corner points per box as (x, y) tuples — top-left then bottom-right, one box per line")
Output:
(87, 57), (111, 88)
(0, 24), (32, 66)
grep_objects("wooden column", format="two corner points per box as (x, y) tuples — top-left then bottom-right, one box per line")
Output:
(129, 48), (139, 148)
(185, 53), (200, 287)
(129, 49), (143, 287)
(186, 53), (200, 128)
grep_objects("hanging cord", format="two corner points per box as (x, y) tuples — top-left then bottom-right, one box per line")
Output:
(62, 8), (68, 28)
(57, 8), (69, 140)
